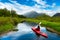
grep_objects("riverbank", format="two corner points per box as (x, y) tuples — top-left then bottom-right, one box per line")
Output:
(21, 18), (60, 35)
(25, 18), (60, 33)
(46, 27), (60, 35)
(0, 23), (14, 35)
(0, 17), (22, 35)
(0, 17), (60, 35)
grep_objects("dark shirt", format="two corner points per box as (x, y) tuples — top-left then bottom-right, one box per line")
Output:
(38, 25), (40, 29)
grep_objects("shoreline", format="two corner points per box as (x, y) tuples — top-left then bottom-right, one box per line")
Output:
(46, 27), (60, 35)
(26, 19), (60, 35)
(0, 30), (12, 36)
(0, 26), (60, 36)
(0, 20), (60, 36)
(0, 29), (18, 36)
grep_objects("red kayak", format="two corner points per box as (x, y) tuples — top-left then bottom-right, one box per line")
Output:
(32, 27), (48, 38)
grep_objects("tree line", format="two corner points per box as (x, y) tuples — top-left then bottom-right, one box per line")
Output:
(36, 14), (60, 22)
(0, 8), (26, 18)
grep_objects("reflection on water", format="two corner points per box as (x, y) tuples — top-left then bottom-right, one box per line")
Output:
(0, 22), (60, 40)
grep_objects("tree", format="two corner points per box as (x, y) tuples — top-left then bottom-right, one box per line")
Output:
(11, 10), (17, 17)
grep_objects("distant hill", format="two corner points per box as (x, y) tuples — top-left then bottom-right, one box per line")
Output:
(53, 13), (60, 17)
(23, 11), (44, 18)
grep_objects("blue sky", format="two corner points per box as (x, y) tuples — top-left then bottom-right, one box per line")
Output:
(0, 0), (60, 16)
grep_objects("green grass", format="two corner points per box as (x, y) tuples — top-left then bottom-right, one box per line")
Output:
(0, 17), (27, 35)
(0, 17), (60, 35)
(41, 21), (60, 32)
(26, 18), (60, 32)
(0, 17), (20, 34)
(0, 23), (14, 34)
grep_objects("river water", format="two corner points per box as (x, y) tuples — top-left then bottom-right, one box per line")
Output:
(0, 22), (60, 40)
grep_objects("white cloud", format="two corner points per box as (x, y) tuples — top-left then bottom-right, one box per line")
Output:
(42, 10), (56, 16)
(33, 0), (46, 6)
(52, 3), (56, 8)
(55, 6), (60, 13)
(33, 0), (51, 8)
(0, 0), (58, 16)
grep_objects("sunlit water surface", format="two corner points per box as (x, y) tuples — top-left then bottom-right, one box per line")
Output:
(0, 22), (60, 40)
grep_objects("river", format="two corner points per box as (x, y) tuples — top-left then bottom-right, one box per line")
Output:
(0, 22), (60, 40)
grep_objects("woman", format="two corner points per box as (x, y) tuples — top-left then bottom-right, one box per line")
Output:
(37, 22), (41, 29)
